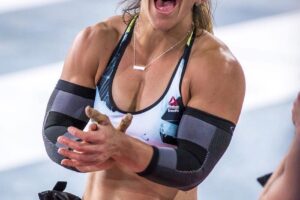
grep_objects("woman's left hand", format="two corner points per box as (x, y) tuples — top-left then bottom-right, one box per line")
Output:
(57, 122), (122, 172)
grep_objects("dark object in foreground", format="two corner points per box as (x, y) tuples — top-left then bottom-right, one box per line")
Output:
(38, 181), (81, 200)
(257, 173), (273, 187)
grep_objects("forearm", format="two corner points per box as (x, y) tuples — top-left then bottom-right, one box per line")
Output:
(113, 133), (154, 173)
(42, 80), (95, 171)
(113, 107), (235, 191)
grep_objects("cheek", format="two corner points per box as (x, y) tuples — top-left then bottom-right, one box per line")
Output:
(140, 0), (150, 12)
(181, 0), (196, 13)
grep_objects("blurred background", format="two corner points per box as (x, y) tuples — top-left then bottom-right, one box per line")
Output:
(0, 0), (299, 199)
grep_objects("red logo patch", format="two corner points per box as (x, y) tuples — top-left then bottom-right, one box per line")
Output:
(169, 97), (178, 106)
(168, 97), (180, 113)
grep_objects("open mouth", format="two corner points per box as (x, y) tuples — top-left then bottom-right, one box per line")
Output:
(154, 0), (177, 14)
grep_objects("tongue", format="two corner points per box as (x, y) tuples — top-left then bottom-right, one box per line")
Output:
(155, 0), (175, 13)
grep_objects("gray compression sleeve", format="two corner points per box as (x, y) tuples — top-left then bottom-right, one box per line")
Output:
(42, 80), (95, 171)
(138, 107), (235, 191)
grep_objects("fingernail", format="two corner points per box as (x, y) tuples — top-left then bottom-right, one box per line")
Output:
(57, 136), (63, 142)
(68, 127), (75, 134)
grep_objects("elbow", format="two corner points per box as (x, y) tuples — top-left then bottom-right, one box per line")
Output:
(43, 135), (81, 173)
(176, 170), (208, 191)
(141, 165), (209, 191)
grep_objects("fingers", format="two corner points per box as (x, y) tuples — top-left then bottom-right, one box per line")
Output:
(85, 106), (132, 134)
(86, 106), (132, 132)
(58, 148), (103, 163)
(58, 136), (102, 153)
(67, 127), (105, 143)
(117, 113), (133, 132)
(59, 149), (111, 167)
(85, 106), (110, 125)
(61, 159), (98, 168)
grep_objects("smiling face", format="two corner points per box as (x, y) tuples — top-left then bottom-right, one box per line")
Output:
(140, 0), (200, 31)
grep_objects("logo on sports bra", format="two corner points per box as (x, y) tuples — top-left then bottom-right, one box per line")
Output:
(168, 97), (180, 113)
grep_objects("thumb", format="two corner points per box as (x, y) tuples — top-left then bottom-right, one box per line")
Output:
(85, 106), (111, 125)
(88, 123), (98, 131)
(117, 113), (133, 132)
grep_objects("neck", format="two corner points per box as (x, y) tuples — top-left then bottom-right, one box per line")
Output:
(134, 13), (193, 59)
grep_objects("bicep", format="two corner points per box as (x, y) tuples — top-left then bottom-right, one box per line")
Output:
(188, 57), (245, 124)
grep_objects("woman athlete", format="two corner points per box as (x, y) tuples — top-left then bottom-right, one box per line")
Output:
(42, 0), (245, 199)
(259, 93), (300, 200)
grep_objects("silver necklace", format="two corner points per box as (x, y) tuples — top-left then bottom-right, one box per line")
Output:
(133, 23), (191, 71)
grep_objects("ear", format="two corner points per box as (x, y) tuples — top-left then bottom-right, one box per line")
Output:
(195, 0), (207, 6)
(199, 0), (208, 4)
(194, 0), (201, 6)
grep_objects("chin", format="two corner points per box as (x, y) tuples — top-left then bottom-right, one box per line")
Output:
(150, 19), (177, 31)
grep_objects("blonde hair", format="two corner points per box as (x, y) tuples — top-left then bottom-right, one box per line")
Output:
(119, 0), (214, 35)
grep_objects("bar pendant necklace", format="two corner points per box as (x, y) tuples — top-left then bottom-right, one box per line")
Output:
(132, 22), (189, 71)
(133, 65), (146, 71)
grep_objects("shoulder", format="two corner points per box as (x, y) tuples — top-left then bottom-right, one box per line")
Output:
(78, 14), (131, 47)
(61, 15), (126, 87)
(189, 31), (244, 82)
(72, 15), (124, 55)
(186, 31), (245, 123)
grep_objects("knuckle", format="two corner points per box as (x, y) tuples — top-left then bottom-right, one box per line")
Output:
(62, 149), (69, 156)
(100, 153), (109, 161)
(75, 143), (84, 151)
(85, 134), (94, 142)
(72, 153), (81, 160)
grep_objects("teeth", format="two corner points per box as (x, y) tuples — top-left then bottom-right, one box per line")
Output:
(156, 0), (176, 7)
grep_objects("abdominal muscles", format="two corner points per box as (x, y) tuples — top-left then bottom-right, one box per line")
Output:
(83, 166), (197, 200)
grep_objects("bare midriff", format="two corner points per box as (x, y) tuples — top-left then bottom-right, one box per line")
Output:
(83, 166), (197, 200)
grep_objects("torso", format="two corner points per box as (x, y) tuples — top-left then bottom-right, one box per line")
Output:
(84, 16), (197, 200)
(82, 15), (242, 200)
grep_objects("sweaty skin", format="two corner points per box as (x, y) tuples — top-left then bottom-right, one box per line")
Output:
(56, 0), (245, 199)
(259, 93), (300, 200)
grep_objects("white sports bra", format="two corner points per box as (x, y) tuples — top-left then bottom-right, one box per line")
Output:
(94, 16), (195, 148)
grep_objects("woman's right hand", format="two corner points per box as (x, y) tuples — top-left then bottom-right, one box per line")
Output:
(82, 107), (133, 172)
(292, 92), (300, 129)
(86, 123), (116, 171)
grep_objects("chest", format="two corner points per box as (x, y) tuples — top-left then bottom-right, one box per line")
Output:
(94, 87), (184, 147)
(111, 52), (190, 112)
(95, 55), (188, 147)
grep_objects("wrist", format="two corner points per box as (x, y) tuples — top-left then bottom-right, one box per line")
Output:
(112, 134), (154, 173)
(137, 145), (159, 175)
(111, 130), (125, 158)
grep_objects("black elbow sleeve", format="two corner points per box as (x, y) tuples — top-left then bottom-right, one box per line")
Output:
(138, 107), (235, 190)
(42, 80), (95, 171)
